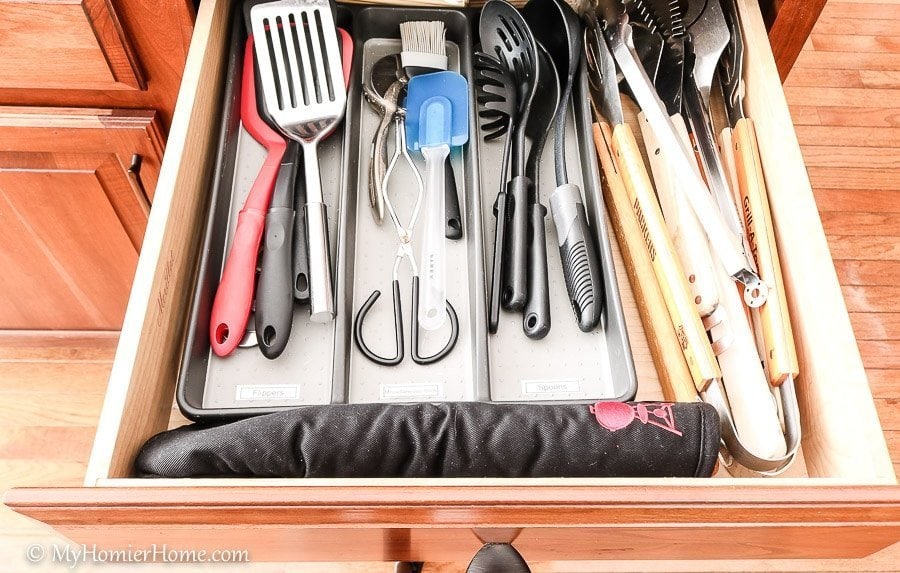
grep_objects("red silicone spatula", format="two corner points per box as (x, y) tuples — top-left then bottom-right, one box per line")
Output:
(209, 36), (287, 357)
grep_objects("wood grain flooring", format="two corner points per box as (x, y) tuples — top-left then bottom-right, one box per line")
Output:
(1, 0), (898, 570)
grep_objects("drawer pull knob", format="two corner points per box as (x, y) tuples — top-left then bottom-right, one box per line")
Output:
(466, 543), (531, 573)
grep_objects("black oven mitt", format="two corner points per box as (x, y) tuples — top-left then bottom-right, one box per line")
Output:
(135, 401), (720, 478)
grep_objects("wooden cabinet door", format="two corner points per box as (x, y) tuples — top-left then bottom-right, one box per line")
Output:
(0, 0), (144, 92)
(0, 107), (164, 330)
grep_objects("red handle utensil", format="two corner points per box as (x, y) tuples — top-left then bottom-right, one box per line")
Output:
(210, 35), (287, 357)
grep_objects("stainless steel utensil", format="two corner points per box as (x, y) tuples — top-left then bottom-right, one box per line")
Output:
(629, 1), (720, 320)
(251, 0), (347, 323)
(591, 0), (766, 308)
(354, 110), (460, 366)
(646, 0), (753, 264)
(364, 53), (403, 225)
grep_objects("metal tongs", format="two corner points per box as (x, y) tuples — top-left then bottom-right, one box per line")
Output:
(588, 0), (799, 475)
(353, 107), (459, 366)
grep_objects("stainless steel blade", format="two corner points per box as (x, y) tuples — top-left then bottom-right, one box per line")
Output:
(584, 21), (625, 126)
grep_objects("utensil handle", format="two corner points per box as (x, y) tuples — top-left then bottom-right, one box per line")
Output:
(523, 201), (551, 339)
(255, 207), (295, 359)
(419, 144), (450, 331)
(445, 164), (463, 240)
(501, 175), (530, 311)
(710, 266), (788, 459)
(488, 190), (510, 334)
(292, 160), (310, 303)
(209, 198), (271, 357)
(731, 118), (799, 385)
(302, 143), (334, 323)
(208, 35), (288, 357)
(593, 123), (696, 402)
(611, 122), (721, 391)
(369, 111), (392, 223)
(639, 112), (719, 318)
(549, 183), (604, 333)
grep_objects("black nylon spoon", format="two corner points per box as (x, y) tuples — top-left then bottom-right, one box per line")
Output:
(480, 0), (539, 313)
(520, 44), (559, 340)
(474, 51), (517, 334)
(524, 0), (605, 332)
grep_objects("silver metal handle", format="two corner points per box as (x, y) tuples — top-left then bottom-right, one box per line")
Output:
(301, 143), (334, 322)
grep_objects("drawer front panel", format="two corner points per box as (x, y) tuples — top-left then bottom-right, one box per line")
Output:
(0, 0), (144, 92)
(7, 485), (900, 561)
(42, 524), (900, 562)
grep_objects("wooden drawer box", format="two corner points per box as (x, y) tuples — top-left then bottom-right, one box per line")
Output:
(6, 0), (900, 564)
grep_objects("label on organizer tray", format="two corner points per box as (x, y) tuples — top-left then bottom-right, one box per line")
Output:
(380, 382), (444, 401)
(522, 379), (581, 395)
(235, 384), (300, 401)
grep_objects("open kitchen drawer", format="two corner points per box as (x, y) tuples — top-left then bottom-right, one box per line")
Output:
(5, 0), (900, 564)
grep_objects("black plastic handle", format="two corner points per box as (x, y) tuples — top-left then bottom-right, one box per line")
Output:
(523, 201), (551, 339)
(292, 150), (310, 303)
(501, 175), (530, 312)
(549, 183), (605, 332)
(445, 161), (463, 240)
(255, 206), (296, 359)
(488, 190), (509, 334)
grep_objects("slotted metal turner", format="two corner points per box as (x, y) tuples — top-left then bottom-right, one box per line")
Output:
(251, 0), (347, 322)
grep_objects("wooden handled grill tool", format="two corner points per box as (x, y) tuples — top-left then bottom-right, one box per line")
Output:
(581, 2), (800, 475)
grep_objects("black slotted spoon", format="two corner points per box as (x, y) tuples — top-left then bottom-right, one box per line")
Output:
(473, 50), (517, 334)
(479, 0), (539, 313)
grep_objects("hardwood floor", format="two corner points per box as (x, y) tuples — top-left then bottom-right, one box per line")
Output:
(1, 0), (898, 571)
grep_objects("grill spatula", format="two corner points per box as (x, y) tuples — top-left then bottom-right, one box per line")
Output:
(251, 0), (347, 323)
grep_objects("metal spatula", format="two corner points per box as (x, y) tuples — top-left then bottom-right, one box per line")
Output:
(251, 0), (347, 323)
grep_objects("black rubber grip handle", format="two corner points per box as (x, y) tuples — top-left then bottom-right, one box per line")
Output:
(501, 175), (530, 312)
(549, 184), (605, 332)
(445, 162), (463, 240)
(255, 207), (296, 359)
(488, 191), (509, 334)
(292, 160), (310, 303)
(523, 202), (551, 339)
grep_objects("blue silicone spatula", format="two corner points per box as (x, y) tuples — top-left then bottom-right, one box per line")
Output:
(406, 71), (469, 331)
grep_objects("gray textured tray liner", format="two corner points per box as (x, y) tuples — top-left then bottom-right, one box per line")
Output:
(176, 6), (636, 419)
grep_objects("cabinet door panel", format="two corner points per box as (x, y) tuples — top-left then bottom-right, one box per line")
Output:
(0, 0), (144, 91)
(0, 154), (138, 330)
(0, 107), (163, 330)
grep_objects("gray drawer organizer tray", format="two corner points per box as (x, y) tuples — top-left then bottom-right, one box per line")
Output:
(177, 4), (637, 420)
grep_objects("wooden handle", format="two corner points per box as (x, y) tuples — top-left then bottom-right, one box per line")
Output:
(593, 123), (696, 402)
(732, 118), (800, 386)
(609, 122), (721, 392)
(639, 112), (720, 319)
